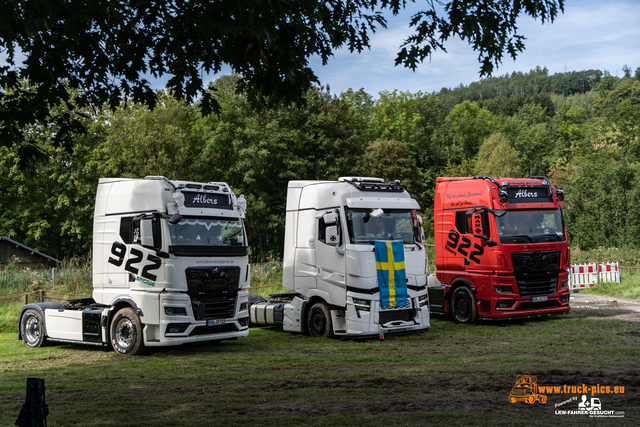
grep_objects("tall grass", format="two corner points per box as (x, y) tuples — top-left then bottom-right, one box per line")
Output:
(248, 260), (291, 298)
(0, 258), (92, 333)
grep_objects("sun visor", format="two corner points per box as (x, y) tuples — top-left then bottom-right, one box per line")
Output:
(346, 197), (420, 210)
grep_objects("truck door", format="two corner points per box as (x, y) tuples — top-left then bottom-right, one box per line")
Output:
(315, 211), (346, 300)
(439, 209), (465, 275)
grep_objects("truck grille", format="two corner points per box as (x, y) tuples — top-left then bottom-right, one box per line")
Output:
(511, 251), (560, 297)
(379, 299), (415, 324)
(185, 266), (240, 320)
(379, 309), (415, 324)
(516, 277), (558, 297)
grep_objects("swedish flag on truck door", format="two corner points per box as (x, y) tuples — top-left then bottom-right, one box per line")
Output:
(374, 241), (407, 308)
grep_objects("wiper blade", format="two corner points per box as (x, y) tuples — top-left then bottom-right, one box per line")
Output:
(509, 235), (534, 243)
(403, 241), (423, 250)
(543, 234), (563, 241)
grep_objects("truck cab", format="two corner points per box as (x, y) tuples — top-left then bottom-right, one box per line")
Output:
(251, 177), (430, 338)
(19, 176), (250, 354)
(429, 176), (571, 323)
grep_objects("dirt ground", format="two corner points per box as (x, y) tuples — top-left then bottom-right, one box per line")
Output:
(570, 291), (640, 323)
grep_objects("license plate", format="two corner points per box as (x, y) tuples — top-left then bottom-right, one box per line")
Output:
(531, 296), (548, 303)
(207, 319), (226, 326)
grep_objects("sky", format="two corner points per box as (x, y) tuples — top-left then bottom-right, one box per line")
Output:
(301, 0), (640, 97)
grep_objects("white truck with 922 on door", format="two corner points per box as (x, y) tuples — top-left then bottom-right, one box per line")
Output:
(18, 176), (251, 355)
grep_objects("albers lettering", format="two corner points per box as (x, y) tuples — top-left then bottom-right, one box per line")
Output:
(514, 189), (538, 198)
(191, 194), (218, 205)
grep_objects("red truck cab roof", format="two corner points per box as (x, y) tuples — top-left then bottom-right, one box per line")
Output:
(435, 176), (564, 210)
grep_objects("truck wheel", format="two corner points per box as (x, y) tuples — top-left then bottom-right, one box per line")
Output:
(538, 395), (547, 404)
(307, 302), (333, 338)
(450, 286), (478, 324)
(110, 307), (146, 355)
(21, 309), (46, 348)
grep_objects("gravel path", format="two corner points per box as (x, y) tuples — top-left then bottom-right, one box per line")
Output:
(570, 292), (640, 322)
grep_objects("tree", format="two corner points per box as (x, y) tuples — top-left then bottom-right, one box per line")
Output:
(88, 91), (203, 180)
(2, 0), (565, 162)
(474, 132), (522, 177)
(357, 139), (423, 202)
(443, 100), (496, 164)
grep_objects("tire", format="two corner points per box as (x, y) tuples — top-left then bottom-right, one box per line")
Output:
(527, 395), (535, 404)
(21, 309), (46, 348)
(538, 395), (547, 404)
(307, 302), (333, 338)
(508, 396), (516, 404)
(110, 307), (146, 355)
(450, 286), (478, 324)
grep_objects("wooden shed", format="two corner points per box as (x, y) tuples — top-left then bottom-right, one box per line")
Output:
(0, 236), (60, 270)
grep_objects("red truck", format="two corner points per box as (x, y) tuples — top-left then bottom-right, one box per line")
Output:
(428, 176), (571, 323)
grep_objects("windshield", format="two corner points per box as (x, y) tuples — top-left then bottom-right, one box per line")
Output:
(345, 208), (419, 244)
(495, 209), (565, 244)
(168, 217), (245, 246)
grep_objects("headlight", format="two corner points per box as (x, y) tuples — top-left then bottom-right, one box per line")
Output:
(352, 298), (370, 312)
(494, 286), (513, 294)
(418, 294), (429, 307)
(560, 281), (569, 289)
(164, 307), (187, 316)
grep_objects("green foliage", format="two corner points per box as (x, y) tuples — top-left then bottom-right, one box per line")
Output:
(569, 246), (640, 268)
(443, 101), (496, 164)
(192, 85), (366, 259)
(2, 64), (640, 261)
(474, 132), (522, 178)
(593, 79), (640, 113)
(1, 0), (566, 169)
(90, 92), (204, 179)
(357, 139), (424, 207)
(438, 67), (602, 108)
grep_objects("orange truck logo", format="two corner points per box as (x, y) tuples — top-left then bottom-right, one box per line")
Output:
(509, 372), (547, 404)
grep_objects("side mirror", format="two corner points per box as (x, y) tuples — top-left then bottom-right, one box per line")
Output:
(140, 219), (154, 247)
(370, 208), (384, 218)
(326, 225), (339, 246)
(466, 209), (487, 239)
(168, 213), (183, 225)
(471, 212), (484, 238)
(323, 212), (338, 225)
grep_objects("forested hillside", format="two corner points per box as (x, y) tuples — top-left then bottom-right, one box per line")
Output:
(1, 66), (639, 261)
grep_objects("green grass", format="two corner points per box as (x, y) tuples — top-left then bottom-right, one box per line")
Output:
(2, 256), (639, 424)
(2, 310), (639, 426)
(581, 269), (640, 299)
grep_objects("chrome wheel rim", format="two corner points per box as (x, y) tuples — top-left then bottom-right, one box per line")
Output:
(24, 315), (40, 344)
(115, 318), (134, 348)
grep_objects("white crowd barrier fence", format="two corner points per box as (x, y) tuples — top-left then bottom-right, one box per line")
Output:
(569, 262), (620, 292)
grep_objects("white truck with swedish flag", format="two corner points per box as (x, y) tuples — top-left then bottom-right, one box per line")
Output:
(250, 177), (430, 338)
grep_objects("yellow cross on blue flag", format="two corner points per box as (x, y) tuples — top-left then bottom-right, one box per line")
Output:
(374, 241), (407, 308)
